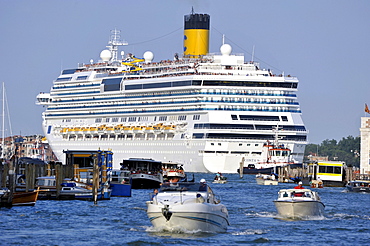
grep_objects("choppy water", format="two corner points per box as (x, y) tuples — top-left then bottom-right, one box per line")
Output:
(1, 173), (369, 245)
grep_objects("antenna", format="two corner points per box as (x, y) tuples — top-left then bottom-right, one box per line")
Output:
(106, 29), (128, 62)
(222, 34), (225, 45)
(1, 82), (4, 159)
(251, 45), (255, 62)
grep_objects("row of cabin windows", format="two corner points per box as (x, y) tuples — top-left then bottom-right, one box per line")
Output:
(93, 114), (200, 124)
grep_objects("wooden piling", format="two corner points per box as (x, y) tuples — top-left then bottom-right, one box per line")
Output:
(7, 161), (15, 205)
(239, 157), (244, 178)
(26, 164), (36, 192)
(1, 162), (8, 188)
(55, 164), (64, 199)
(92, 156), (99, 204)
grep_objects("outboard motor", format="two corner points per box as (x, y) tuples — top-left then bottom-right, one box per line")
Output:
(196, 193), (205, 203)
(162, 205), (172, 221)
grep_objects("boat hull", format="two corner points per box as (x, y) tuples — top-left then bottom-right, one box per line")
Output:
(147, 203), (229, 233)
(239, 167), (273, 174)
(110, 183), (132, 196)
(256, 178), (278, 185)
(12, 190), (39, 206)
(346, 181), (370, 193)
(212, 180), (227, 184)
(131, 174), (162, 189)
(274, 200), (325, 219)
(346, 186), (370, 193)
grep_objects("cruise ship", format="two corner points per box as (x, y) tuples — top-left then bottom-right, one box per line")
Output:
(36, 12), (307, 173)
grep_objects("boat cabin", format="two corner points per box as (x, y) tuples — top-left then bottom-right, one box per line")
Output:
(277, 189), (320, 200)
(120, 158), (162, 174)
(36, 176), (56, 188)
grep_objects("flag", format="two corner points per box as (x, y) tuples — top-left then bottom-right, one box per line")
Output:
(365, 104), (370, 114)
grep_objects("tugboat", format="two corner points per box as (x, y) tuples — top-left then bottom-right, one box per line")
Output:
(238, 127), (301, 174)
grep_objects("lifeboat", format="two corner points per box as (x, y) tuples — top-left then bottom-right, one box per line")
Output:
(153, 123), (164, 133)
(106, 126), (114, 133)
(114, 124), (123, 133)
(133, 126), (144, 134)
(123, 126), (133, 134)
(144, 126), (155, 134)
(89, 127), (98, 133)
(60, 128), (67, 134)
(163, 125), (175, 133)
(97, 125), (106, 133)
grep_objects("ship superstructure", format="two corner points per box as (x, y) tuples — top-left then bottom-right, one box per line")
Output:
(36, 12), (307, 173)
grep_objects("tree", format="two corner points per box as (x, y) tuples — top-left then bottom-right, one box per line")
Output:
(304, 136), (360, 167)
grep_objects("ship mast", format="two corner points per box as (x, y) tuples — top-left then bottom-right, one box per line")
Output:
(1, 82), (4, 159)
(273, 125), (282, 147)
(106, 29), (128, 62)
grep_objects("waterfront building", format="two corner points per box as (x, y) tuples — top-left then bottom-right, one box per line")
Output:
(360, 117), (370, 174)
(0, 135), (56, 162)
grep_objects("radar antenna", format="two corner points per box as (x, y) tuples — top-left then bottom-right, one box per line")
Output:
(106, 29), (128, 62)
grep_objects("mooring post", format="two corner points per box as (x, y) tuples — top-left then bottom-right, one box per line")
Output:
(92, 155), (99, 204)
(239, 157), (244, 178)
(7, 161), (14, 205)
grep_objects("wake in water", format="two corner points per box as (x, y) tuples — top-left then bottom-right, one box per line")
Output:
(231, 228), (267, 236)
(274, 214), (326, 221)
(146, 225), (214, 238)
(244, 211), (277, 218)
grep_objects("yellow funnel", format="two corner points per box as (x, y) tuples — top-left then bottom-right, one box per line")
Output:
(183, 13), (210, 58)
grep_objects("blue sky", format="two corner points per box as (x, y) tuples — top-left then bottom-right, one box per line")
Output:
(1, 0), (369, 144)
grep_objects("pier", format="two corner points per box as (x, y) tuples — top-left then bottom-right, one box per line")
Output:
(274, 162), (368, 187)
(0, 149), (116, 205)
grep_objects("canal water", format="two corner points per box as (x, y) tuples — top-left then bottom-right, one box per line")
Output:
(1, 173), (369, 245)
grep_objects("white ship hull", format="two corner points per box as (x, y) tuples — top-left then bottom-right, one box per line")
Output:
(43, 125), (305, 173)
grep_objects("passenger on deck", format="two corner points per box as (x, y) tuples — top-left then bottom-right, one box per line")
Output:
(169, 177), (180, 183)
(199, 179), (207, 191)
(294, 181), (304, 189)
(151, 188), (158, 200)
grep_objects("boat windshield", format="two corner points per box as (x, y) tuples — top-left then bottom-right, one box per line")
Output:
(160, 182), (207, 192)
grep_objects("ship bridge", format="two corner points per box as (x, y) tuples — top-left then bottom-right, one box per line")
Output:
(36, 92), (52, 105)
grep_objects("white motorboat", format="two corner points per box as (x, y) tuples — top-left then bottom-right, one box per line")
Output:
(273, 188), (325, 219)
(146, 181), (229, 232)
(256, 174), (278, 185)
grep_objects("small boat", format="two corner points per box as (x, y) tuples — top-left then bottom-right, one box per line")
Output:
(120, 158), (163, 189)
(213, 172), (227, 184)
(310, 179), (324, 188)
(238, 128), (302, 174)
(256, 174), (278, 185)
(162, 162), (186, 182)
(146, 180), (229, 232)
(59, 181), (111, 200)
(345, 180), (370, 193)
(12, 189), (39, 206)
(273, 188), (325, 219)
(0, 188), (39, 206)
